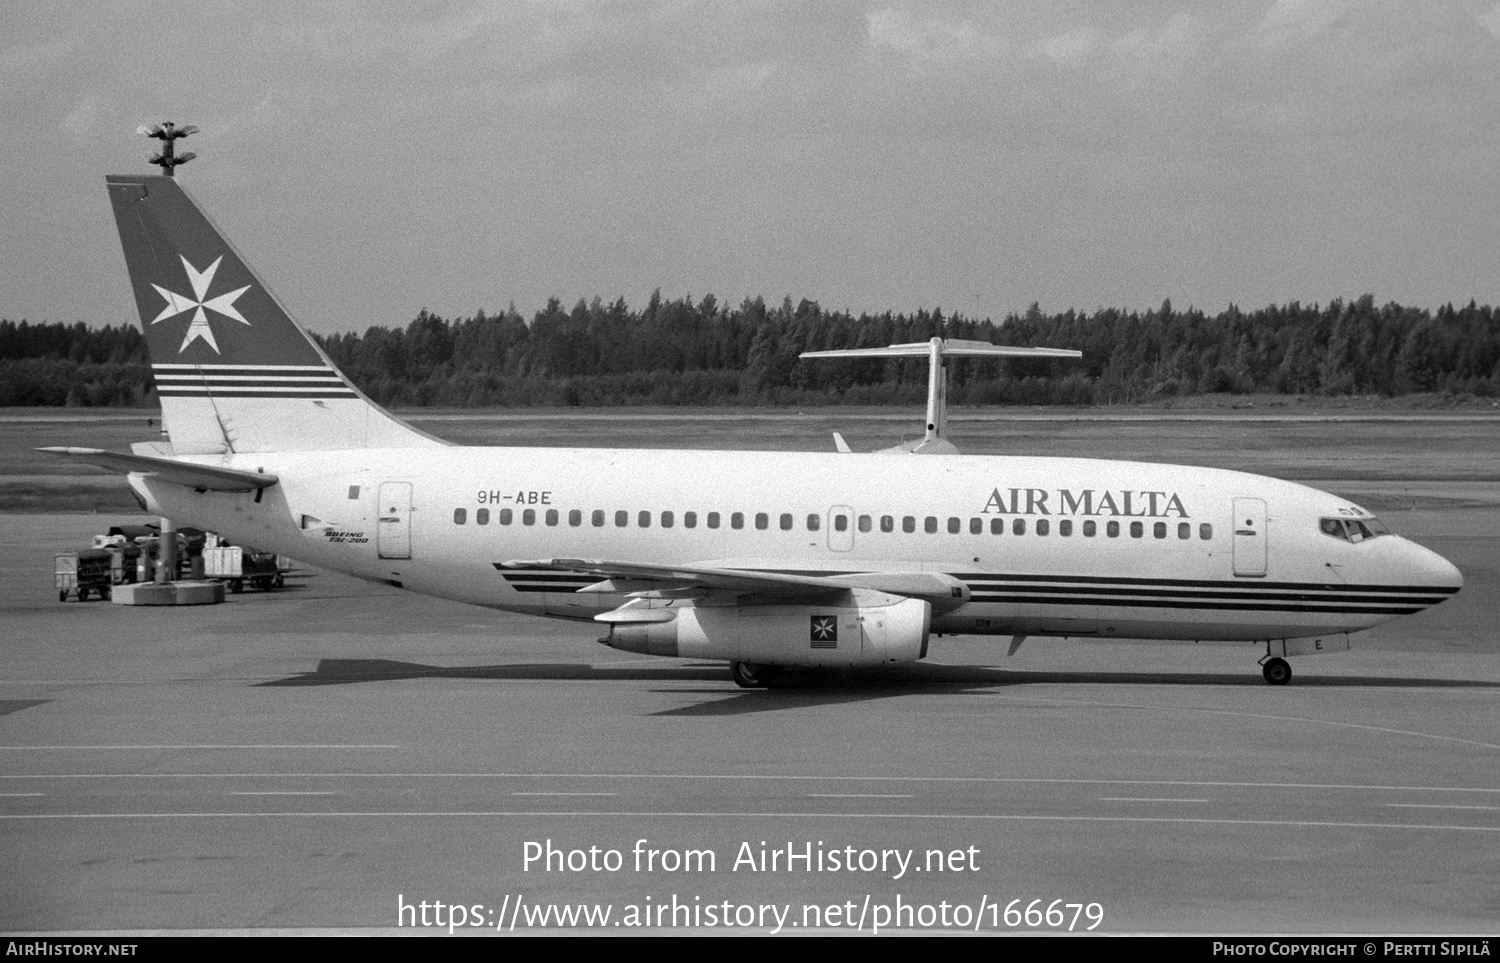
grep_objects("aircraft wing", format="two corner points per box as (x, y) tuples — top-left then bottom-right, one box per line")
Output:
(37, 447), (279, 492)
(500, 558), (844, 597)
(499, 558), (969, 607)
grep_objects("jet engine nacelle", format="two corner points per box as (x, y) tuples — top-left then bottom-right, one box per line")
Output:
(602, 590), (931, 668)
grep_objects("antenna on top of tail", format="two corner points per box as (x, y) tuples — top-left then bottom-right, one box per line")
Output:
(137, 122), (198, 177)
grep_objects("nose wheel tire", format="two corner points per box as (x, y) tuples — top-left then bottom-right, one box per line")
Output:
(1262, 657), (1292, 686)
(730, 661), (780, 689)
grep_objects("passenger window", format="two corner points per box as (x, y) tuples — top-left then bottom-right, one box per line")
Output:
(1130, 521), (1143, 538)
(661, 511), (674, 528)
(567, 509), (580, 527)
(924, 516), (938, 534)
(592, 510), (604, 527)
(780, 513), (793, 531)
(708, 512), (721, 529)
(684, 512), (697, 529)
(476, 508), (489, 525)
(523, 509), (536, 526)
(545, 509), (559, 526)
(881, 515), (895, 533)
(947, 517), (961, 534)
(454, 508), (466, 525)
(1036, 519), (1049, 536)
(991, 518), (1004, 535)
(1153, 522), (1166, 539)
(902, 516), (916, 533)
(832, 515), (846, 532)
(500, 508), (513, 525)
(1178, 522), (1191, 540)
(614, 510), (628, 527)
(1083, 520), (1096, 537)
(731, 512), (744, 530)
(1200, 523), (1212, 540)
(1059, 519), (1072, 536)
(970, 518), (983, 535)
(858, 515), (872, 533)
(638, 511), (651, 528)
(1013, 518), (1026, 536)
(755, 513), (769, 530)
(1107, 521), (1119, 538)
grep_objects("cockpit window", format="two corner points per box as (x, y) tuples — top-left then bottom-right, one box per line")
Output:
(1319, 516), (1389, 543)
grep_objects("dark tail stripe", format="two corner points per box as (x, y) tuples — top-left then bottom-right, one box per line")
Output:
(156, 389), (358, 398)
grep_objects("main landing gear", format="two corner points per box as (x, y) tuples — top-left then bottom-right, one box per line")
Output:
(729, 661), (780, 689)
(1260, 657), (1292, 686)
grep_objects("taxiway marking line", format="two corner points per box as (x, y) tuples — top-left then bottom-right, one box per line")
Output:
(228, 792), (335, 796)
(809, 794), (914, 799)
(511, 792), (617, 797)
(0, 745), (397, 750)
(0, 793), (44, 797)
(2, 811), (1499, 834)
(1099, 797), (1209, 803)
(4, 773), (1494, 794)
(1386, 803), (1500, 811)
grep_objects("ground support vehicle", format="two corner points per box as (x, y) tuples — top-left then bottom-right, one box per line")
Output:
(203, 546), (285, 593)
(55, 550), (114, 602)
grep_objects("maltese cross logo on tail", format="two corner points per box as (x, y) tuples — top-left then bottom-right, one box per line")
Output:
(810, 615), (838, 648)
(150, 255), (251, 353)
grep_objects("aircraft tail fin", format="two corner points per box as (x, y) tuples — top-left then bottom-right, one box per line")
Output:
(105, 175), (444, 454)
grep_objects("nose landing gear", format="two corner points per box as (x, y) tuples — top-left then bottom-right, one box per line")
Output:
(1260, 656), (1292, 686)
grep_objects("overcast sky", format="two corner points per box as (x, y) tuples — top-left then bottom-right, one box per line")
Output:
(3, 0), (1499, 334)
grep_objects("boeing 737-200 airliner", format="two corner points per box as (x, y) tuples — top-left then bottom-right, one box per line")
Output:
(46, 175), (1462, 687)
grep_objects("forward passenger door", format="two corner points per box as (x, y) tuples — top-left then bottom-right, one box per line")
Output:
(1232, 497), (1267, 578)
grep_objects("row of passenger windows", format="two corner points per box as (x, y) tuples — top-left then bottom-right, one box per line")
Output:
(453, 506), (1213, 541)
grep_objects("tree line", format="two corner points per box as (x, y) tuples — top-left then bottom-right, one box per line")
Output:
(2, 294), (1497, 407)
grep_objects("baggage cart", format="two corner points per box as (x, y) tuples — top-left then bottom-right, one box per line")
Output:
(55, 550), (114, 601)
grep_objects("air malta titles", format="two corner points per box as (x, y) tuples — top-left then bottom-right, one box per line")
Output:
(982, 487), (1190, 518)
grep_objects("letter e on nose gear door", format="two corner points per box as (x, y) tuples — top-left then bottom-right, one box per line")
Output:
(1232, 497), (1267, 578)
(377, 482), (413, 560)
(828, 505), (854, 552)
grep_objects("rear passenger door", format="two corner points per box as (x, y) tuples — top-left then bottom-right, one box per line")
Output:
(377, 482), (413, 559)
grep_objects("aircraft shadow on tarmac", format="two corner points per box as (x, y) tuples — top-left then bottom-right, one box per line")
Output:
(258, 658), (1499, 715)
(0, 699), (51, 717)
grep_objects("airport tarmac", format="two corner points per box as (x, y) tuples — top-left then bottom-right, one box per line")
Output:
(2, 502), (1497, 935)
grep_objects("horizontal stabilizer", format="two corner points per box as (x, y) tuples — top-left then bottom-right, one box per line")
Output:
(800, 341), (1081, 360)
(800, 337), (1082, 456)
(38, 447), (278, 492)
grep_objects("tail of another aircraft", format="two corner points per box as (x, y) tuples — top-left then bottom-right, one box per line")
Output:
(106, 175), (443, 455)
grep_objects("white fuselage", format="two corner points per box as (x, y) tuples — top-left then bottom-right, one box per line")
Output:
(133, 446), (1462, 645)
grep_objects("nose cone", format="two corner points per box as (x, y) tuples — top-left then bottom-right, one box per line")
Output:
(1397, 537), (1463, 600)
